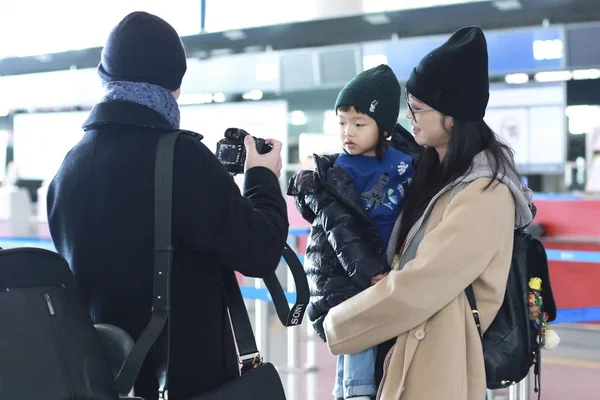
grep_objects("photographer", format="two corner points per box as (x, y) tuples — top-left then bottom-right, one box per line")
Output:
(46, 12), (288, 400)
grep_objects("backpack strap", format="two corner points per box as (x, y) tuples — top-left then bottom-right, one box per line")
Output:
(447, 183), (483, 335)
(464, 285), (482, 337)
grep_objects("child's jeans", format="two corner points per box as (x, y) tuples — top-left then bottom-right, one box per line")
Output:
(332, 346), (377, 399)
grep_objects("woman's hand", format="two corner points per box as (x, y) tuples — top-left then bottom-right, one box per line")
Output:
(370, 272), (388, 286)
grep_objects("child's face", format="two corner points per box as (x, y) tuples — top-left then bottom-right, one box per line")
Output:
(338, 107), (379, 157)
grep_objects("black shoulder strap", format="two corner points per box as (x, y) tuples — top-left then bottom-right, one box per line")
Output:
(115, 131), (181, 395)
(465, 285), (482, 337)
(223, 269), (261, 371)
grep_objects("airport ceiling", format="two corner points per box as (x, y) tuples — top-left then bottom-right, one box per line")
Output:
(1, 0), (600, 76)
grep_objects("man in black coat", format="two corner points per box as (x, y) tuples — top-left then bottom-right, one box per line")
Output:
(47, 12), (288, 400)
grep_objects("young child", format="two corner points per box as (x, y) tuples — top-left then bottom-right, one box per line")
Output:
(288, 64), (418, 400)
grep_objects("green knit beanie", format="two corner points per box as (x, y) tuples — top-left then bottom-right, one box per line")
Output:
(334, 64), (401, 134)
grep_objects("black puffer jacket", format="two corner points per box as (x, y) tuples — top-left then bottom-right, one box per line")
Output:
(287, 124), (420, 340)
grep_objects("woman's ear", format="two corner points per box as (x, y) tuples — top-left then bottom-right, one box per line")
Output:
(444, 115), (454, 132)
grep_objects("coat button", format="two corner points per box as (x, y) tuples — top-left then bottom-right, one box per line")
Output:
(414, 329), (426, 340)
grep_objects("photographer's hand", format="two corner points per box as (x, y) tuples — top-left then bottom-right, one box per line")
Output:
(244, 136), (283, 178)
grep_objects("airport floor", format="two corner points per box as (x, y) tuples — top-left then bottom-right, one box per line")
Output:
(254, 305), (600, 400)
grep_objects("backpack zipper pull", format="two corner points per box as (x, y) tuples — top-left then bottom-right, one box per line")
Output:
(44, 293), (56, 315)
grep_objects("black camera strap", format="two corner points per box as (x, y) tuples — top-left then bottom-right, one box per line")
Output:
(263, 245), (309, 327)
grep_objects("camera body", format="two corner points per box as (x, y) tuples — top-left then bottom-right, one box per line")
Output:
(216, 128), (273, 175)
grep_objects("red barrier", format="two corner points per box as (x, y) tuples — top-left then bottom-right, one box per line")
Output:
(534, 198), (600, 312)
(543, 242), (600, 311)
(534, 198), (600, 237)
(235, 272), (245, 285)
(287, 195), (600, 314)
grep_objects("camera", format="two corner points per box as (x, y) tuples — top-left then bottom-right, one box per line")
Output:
(216, 128), (273, 175)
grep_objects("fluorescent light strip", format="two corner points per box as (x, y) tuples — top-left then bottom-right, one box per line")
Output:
(534, 71), (572, 83)
(505, 73), (529, 84)
(572, 69), (600, 80)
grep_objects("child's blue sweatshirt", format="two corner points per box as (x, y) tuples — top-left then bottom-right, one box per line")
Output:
(334, 146), (414, 245)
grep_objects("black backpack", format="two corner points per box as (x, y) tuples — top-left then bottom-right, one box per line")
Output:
(0, 247), (119, 399)
(465, 204), (557, 398)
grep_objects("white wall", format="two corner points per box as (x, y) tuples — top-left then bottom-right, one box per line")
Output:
(179, 100), (289, 186)
(486, 84), (566, 174)
(12, 111), (88, 181)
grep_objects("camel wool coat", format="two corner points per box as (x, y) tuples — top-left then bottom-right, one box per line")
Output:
(324, 152), (534, 400)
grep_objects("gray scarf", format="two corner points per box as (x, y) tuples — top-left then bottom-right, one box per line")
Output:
(102, 81), (180, 128)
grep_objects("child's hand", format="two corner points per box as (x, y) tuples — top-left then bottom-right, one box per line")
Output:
(370, 272), (388, 286)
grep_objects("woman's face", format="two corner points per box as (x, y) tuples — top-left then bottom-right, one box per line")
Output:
(406, 94), (453, 159)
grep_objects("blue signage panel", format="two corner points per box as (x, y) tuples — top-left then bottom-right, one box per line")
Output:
(486, 27), (563, 73)
(380, 36), (445, 80)
(368, 27), (564, 80)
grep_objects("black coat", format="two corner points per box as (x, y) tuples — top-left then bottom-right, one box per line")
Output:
(47, 101), (288, 400)
(287, 124), (419, 340)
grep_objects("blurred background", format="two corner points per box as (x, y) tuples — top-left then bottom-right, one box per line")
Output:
(1, 1), (600, 399)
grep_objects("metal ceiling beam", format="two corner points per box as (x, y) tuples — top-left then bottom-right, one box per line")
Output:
(1, 0), (599, 77)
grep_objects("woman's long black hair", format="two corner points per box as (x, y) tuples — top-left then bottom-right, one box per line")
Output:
(395, 118), (522, 254)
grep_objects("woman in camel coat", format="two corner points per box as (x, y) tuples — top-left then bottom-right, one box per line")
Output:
(324, 26), (534, 400)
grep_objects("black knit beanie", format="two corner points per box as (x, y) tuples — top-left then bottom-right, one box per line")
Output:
(334, 64), (401, 134)
(406, 26), (489, 121)
(98, 12), (187, 91)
